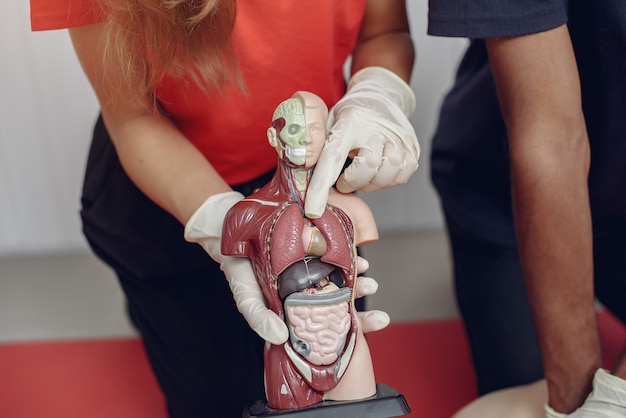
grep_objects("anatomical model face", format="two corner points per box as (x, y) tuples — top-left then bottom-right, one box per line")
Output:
(269, 92), (328, 168)
(301, 94), (327, 168)
(279, 109), (308, 167)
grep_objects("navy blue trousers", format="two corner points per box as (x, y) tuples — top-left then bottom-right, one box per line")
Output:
(442, 203), (626, 396)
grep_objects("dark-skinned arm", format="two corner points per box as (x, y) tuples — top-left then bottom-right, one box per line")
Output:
(486, 24), (600, 414)
(352, 0), (415, 82)
(304, 0), (419, 217)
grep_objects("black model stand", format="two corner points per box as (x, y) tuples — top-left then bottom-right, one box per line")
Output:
(243, 383), (410, 418)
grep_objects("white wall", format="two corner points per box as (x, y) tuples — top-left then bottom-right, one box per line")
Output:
(1, 0), (100, 257)
(0, 0), (466, 257)
(362, 1), (467, 233)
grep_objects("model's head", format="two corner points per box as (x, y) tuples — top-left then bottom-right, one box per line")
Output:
(268, 91), (328, 168)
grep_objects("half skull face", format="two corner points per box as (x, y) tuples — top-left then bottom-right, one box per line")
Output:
(279, 111), (308, 167)
(269, 92), (329, 168)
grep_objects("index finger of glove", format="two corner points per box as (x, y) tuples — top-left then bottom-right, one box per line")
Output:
(354, 275), (378, 298)
(356, 256), (370, 275)
(305, 134), (353, 218)
(248, 310), (289, 345)
(358, 310), (390, 334)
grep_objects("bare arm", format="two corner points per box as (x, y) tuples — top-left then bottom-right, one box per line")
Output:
(351, 0), (415, 82)
(486, 25), (600, 413)
(69, 24), (231, 225)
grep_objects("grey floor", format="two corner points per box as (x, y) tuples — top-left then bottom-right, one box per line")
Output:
(0, 229), (458, 343)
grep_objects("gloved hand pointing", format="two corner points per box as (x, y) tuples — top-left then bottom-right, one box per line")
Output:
(305, 66), (420, 219)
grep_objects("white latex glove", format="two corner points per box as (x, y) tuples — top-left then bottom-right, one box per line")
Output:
(545, 405), (568, 418)
(547, 369), (626, 418)
(184, 191), (289, 345)
(354, 256), (390, 334)
(305, 66), (420, 219)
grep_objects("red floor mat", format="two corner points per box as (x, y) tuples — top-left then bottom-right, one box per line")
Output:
(1, 312), (624, 418)
(0, 339), (166, 418)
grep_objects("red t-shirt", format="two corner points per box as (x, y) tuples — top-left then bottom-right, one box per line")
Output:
(30, 0), (365, 185)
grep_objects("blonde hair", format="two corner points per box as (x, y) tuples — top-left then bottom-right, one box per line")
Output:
(98, 0), (242, 105)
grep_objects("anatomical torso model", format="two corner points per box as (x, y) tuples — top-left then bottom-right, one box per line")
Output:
(222, 91), (379, 410)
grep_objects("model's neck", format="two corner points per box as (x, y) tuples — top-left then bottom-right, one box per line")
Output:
(291, 167), (310, 193)
(280, 162), (313, 207)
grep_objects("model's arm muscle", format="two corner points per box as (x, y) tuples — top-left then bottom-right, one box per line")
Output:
(486, 24), (599, 413)
(69, 24), (231, 224)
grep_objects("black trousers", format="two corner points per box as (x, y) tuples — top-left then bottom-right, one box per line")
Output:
(80, 116), (272, 417)
(442, 202), (626, 396)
